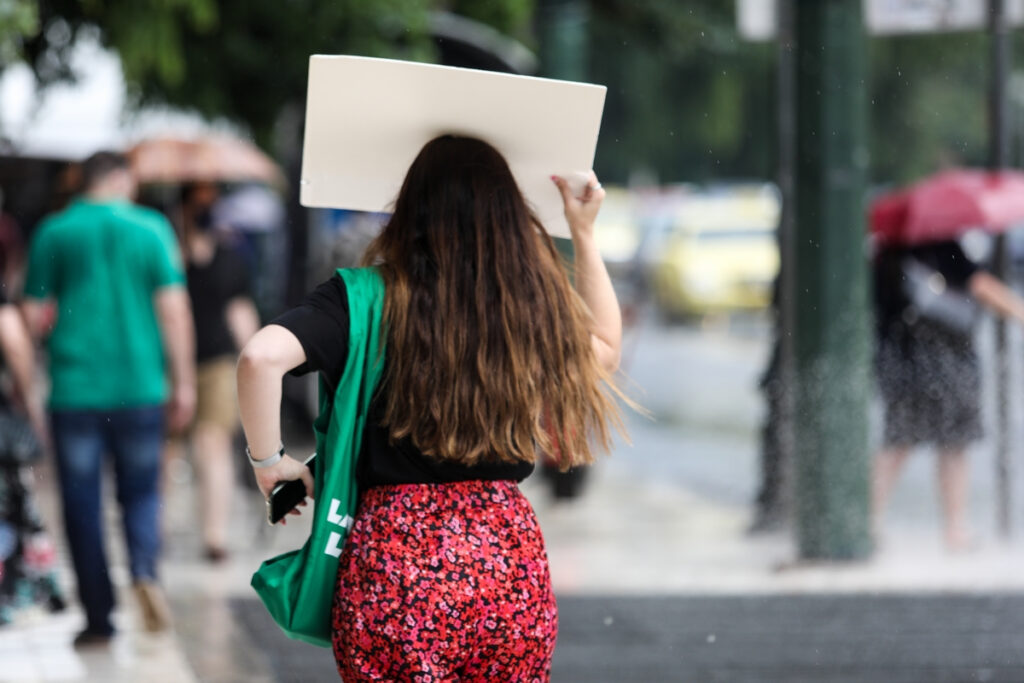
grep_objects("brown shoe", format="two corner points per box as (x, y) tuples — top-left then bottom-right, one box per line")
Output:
(133, 580), (173, 633)
(204, 546), (229, 564)
(73, 629), (113, 648)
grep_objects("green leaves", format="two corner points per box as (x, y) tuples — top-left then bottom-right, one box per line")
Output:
(0, 0), (40, 65)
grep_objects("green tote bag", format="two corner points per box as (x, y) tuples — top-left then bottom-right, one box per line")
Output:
(251, 267), (386, 648)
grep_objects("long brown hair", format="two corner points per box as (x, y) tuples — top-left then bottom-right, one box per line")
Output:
(362, 135), (622, 468)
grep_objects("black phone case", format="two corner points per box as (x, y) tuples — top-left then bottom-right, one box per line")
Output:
(266, 454), (316, 524)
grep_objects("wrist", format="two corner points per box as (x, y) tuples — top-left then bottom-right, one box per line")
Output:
(569, 225), (596, 245)
(570, 232), (599, 257)
(247, 442), (285, 468)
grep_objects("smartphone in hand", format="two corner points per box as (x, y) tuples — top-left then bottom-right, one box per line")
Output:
(266, 453), (316, 525)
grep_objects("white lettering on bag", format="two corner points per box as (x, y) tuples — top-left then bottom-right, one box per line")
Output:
(324, 532), (344, 558)
(327, 499), (353, 528)
(323, 498), (354, 556)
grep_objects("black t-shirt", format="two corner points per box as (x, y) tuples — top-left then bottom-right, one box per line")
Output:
(271, 274), (534, 489)
(187, 244), (253, 362)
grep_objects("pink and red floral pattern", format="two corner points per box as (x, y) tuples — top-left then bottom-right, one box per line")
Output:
(332, 480), (557, 681)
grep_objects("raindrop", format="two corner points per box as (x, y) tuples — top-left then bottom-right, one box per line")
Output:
(707, 634), (716, 644)
(603, 616), (614, 626)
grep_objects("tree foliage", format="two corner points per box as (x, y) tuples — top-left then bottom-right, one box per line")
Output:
(23, 0), (533, 146)
(0, 0), (40, 65)
(15, 0), (1010, 186)
(587, 1), (1008, 187)
(869, 32), (991, 184)
(588, 0), (776, 184)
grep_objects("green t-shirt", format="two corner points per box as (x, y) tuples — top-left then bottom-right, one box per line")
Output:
(24, 198), (186, 410)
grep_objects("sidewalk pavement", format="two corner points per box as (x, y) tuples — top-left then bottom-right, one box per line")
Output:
(3, 430), (1024, 682)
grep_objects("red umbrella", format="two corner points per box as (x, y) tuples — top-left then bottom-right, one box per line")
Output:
(869, 168), (1024, 245)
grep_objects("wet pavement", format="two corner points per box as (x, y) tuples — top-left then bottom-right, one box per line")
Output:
(4, 316), (1024, 681)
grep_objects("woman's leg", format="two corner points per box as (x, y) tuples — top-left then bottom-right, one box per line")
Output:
(190, 358), (239, 559)
(872, 445), (912, 537)
(936, 446), (971, 551)
(191, 422), (234, 556)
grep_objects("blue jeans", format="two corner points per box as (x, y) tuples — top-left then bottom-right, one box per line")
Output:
(51, 406), (165, 634)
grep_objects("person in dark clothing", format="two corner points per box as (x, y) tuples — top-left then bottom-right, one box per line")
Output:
(750, 270), (790, 534)
(750, 335), (787, 532)
(872, 239), (1024, 551)
(179, 182), (260, 562)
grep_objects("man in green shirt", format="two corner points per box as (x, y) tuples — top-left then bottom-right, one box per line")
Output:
(23, 151), (196, 646)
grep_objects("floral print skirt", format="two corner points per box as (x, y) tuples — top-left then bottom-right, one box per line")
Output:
(331, 479), (557, 682)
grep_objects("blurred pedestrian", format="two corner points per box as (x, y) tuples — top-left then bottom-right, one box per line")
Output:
(22, 151), (196, 645)
(180, 182), (260, 562)
(238, 136), (625, 679)
(750, 273), (789, 533)
(872, 238), (1024, 551)
(0, 287), (64, 625)
(0, 187), (27, 295)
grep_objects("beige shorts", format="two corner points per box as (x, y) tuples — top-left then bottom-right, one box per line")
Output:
(195, 356), (238, 432)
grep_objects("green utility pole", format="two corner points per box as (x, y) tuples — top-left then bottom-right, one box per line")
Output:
(791, 0), (872, 560)
(537, 0), (589, 267)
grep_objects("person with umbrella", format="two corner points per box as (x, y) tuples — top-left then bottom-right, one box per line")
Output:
(176, 181), (261, 563)
(871, 169), (1024, 552)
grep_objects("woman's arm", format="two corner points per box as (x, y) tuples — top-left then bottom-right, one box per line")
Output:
(226, 296), (261, 351)
(969, 271), (1024, 324)
(237, 324), (315, 503)
(551, 172), (622, 372)
(0, 304), (48, 444)
(154, 286), (197, 434)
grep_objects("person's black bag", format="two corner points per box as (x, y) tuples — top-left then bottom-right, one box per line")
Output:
(0, 410), (43, 465)
(900, 256), (979, 334)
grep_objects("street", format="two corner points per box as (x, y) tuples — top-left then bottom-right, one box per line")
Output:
(620, 311), (1024, 541)
(5, 314), (1024, 681)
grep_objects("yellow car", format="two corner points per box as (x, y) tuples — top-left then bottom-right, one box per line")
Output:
(592, 187), (640, 274)
(649, 186), (780, 318)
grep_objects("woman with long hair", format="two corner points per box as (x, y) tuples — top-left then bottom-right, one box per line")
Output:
(237, 135), (624, 680)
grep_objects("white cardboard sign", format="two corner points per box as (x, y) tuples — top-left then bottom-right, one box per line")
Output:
(300, 55), (607, 238)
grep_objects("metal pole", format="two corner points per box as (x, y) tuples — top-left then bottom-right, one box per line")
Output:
(988, 0), (1013, 539)
(792, 0), (872, 560)
(537, 0), (589, 267)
